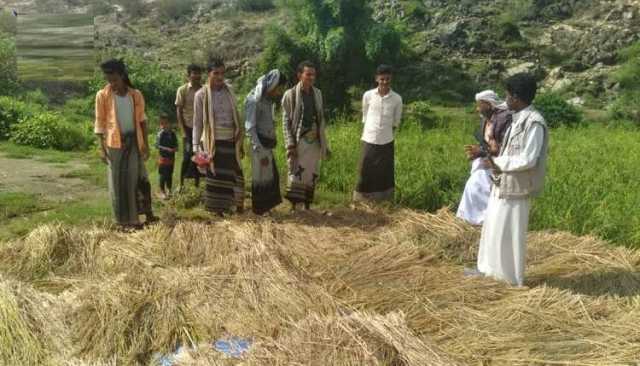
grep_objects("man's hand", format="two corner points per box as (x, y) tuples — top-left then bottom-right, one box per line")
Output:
(464, 144), (481, 160)
(488, 139), (499, 155)
(141, 148), (150, 162)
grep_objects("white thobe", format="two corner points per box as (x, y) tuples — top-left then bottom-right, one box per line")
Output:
(457, 158), (493, 225)
(476, 122), (545, 286)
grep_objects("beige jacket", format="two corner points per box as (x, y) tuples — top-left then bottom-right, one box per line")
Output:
(493, 106), (548, 199)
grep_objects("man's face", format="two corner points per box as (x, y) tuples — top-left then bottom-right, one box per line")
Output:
(104, 71), (123, 88)
(189, 71), (202, 85)
(476, 100), (493, 118)
(298, 66), (316, 87)
(505, 91), (518, 111)
(376, 73), (392, 89)
(208, 67), (225, 87)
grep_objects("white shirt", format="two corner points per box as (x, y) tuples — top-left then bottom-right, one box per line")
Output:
(361, 88), (403, 145)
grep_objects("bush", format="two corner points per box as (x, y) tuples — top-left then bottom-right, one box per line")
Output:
(405, 101), (439, 130)
(10, 112), (92, 150)
(20, 89), (49, 106)
(60, 97), (93, 124)
(608, 91), (640, 124)
(114, 0), (146, 17)
(158, 0), (196, 20)
(235, 0), (274, 12)
(403, 0), (427, 19)
(534, 93), (583, 128)
(0, 97), (42, 140)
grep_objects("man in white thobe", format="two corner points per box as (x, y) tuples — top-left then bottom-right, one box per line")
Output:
(467, 73), (548, 287)
(457, 90), (512, 225)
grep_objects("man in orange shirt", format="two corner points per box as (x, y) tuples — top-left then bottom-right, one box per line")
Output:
(94, 59), (157, 229)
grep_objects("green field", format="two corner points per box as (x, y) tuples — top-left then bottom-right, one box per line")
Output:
(2, 104), (639, 248)
(16, 13), (93, 81)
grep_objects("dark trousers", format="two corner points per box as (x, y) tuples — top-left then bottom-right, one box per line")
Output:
(159, 164), (174, 192)
(180, 127), (200, 186)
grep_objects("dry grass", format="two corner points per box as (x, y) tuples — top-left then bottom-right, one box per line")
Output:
(0, 206), (639, 365)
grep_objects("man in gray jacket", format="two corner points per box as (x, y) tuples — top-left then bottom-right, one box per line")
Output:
(467, 73), (548, 287)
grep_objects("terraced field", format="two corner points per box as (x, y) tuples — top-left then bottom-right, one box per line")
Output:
(16, 12), (93, 81)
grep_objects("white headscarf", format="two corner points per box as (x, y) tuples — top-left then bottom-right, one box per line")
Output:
(475, 90), (503, 107)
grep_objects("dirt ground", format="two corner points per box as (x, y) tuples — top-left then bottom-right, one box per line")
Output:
(0, 153), (102, 203)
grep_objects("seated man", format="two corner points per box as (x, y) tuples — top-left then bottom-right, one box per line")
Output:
(457, 90), (512, 225)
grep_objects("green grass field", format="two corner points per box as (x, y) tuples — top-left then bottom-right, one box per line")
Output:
(2, 106), (640, 248)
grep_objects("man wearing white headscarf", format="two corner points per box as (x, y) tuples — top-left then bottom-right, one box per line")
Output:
(457, 90), (512, 225)
(245, 69), (288, 214)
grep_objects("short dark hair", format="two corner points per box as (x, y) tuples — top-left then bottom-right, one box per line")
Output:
(207, 57), (225, 72)
(376, 64), (393, 75)
(297, 60), (316, 74)
(159, 112), (170, 120)
(100, 58), (132, 87)
(505, 73), (537, 105)
(187, 64), (202, 75)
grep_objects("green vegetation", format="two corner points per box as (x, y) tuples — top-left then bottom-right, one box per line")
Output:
(157, 0), (197, 20)
(533, 93), (583, 128)
(0, 17), (17, 94)
(236, 0), (275, 12)
(10, 111), (92, 150)
(260, 0), (405, 111)
(609, 41), (640, 124)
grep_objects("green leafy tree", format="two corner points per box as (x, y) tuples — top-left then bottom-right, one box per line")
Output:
(260, 0), (405, 112)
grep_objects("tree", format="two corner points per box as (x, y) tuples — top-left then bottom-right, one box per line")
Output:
(259, 0), (405, 112)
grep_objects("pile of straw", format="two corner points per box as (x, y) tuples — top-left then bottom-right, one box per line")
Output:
(0, 206), (639, 365)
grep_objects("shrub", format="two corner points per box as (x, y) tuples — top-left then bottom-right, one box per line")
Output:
(20, 89), (49, 106)
(608, 91), (640, 124)
(405, 101), (439, 130)
(235, 0), (274, 12)
(10, 112), (92, 150)
(158, 0), (196, 20)
(114, 0), (146, 17)
(534, 92), (583, 128)
(60, 97), (93, 124)
(0, 97), (42, 140)
(403, 0), (427, 19)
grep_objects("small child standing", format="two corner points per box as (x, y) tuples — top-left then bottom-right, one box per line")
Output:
(156, 114), (178, 199)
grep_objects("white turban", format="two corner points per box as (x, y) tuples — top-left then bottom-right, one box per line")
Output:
(475, 90), (503, 107)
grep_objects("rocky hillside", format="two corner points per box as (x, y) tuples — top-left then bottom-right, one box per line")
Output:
(9, 0), (640, 106)
(374, 0), (640, 105)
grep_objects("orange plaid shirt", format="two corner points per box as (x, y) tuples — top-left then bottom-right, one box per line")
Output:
(94, 84), (147, 152)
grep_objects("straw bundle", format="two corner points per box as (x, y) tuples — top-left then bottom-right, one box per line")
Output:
(0, 207), (639, 365)
(0, 276), (68, 365)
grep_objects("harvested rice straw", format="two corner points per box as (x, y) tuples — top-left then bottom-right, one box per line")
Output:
(0, 277), (69, 365)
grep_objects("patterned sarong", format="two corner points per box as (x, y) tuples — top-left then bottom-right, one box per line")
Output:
(204, 140), (244, 213)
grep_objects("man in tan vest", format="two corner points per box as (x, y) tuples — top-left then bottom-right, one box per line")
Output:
(466, 73), (548, 287)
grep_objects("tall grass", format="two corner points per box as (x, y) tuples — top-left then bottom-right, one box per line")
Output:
(264, 108), (640, 247)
